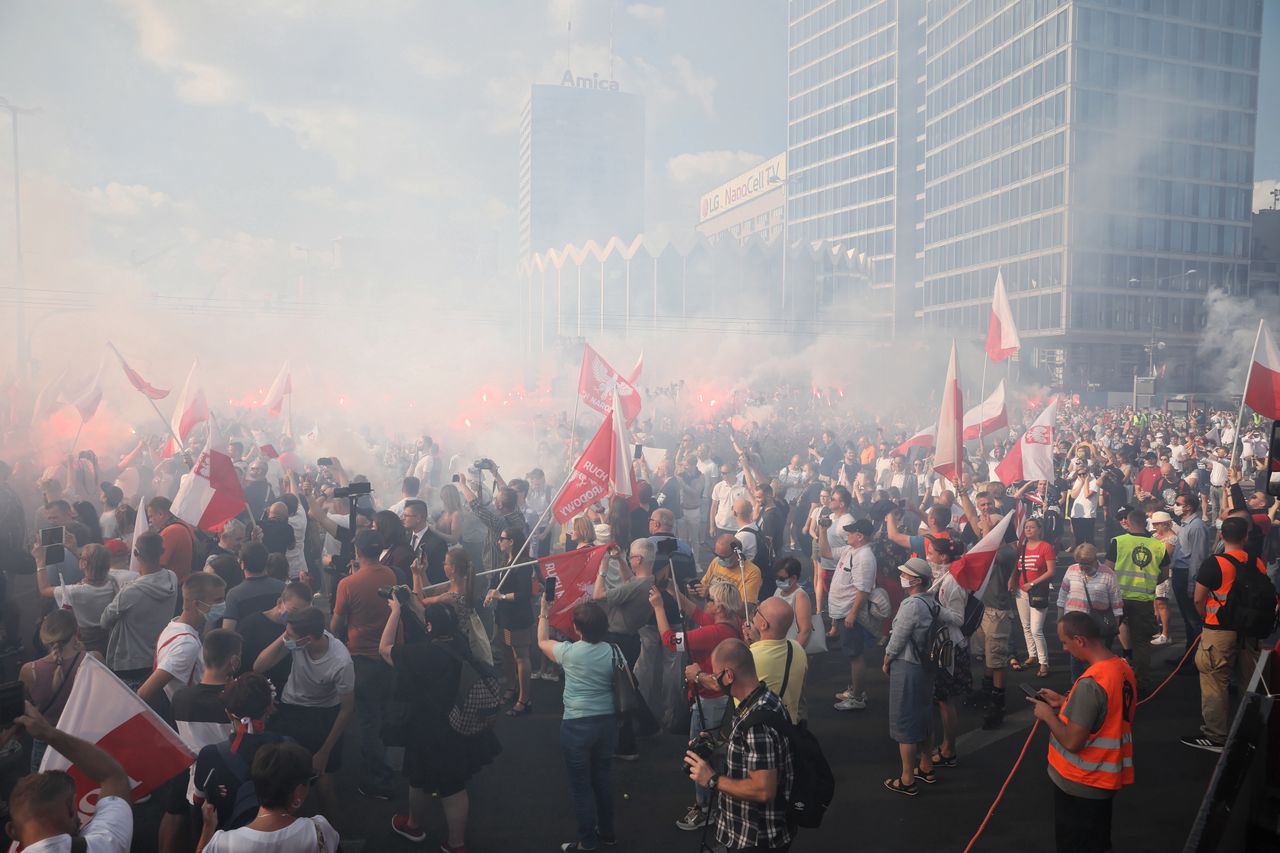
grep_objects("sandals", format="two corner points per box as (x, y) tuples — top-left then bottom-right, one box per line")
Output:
(884, 778), (918, 797)
(931, 750), (958, 768)
(505, 699), (533, 717)
(1036, 667), (1051, 678)
(913, 767), (937, 785)
(1009, 658), (1038, 672)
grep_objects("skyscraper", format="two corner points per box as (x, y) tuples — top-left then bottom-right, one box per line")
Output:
(518, 79), (645, 261)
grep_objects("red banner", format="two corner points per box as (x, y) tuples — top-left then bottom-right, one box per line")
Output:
(552, 416), (614, 524)
(578, 344), (641, 423)
(539, 544), (610, 639)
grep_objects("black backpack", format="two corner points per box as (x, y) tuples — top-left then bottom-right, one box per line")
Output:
(739, 686), (834, 829)
(909, 595), (954, 675)
(213, 740), (262, 830)
(740, 523), (773, 574)
(1212, 553), (1278, 639)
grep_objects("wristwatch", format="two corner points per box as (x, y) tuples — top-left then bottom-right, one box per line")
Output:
(709, 773), (720, 790)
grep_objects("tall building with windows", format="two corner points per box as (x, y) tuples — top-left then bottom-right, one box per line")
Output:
(787, 1), (924, 333)
(920, 0), (1262, 391)
(518, 79), (645, 260)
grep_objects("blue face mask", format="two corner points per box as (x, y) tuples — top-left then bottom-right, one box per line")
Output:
(282, 637), (301, 651)
(205, 602), (227, 625)
(716, 556), (734, 567)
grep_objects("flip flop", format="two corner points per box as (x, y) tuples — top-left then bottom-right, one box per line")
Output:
(884, 778), (918, 797)
(931, 750), (958, 768)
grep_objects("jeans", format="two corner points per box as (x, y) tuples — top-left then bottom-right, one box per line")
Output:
(689, 694), (730, 807)
(1170, 568), (1202, 651)
(352, 655), (396, 790)
(1013, 589), (1049, 665)
(561, 714), (617, 848)
(1053, 782), (1114, 853)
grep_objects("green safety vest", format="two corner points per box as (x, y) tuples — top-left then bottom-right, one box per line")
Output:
(1112, 534), (1167, 602)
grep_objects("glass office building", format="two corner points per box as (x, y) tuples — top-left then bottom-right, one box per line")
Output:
(787, 0), (925, 333)
(921, 0), (1262, 391)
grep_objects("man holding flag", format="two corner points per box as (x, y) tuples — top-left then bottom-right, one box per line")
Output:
(951, 510), (1017, 730)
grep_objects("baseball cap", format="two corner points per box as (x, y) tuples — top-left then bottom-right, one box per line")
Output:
(898, 557), (932, 581)
(842, 519), (874, 537)
(103, 538), (129, 559)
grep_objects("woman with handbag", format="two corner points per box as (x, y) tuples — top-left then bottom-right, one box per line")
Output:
(1010, 517), (1055, 677)
(1055, 543), (1123, 681)
(537, 598), (619, 852)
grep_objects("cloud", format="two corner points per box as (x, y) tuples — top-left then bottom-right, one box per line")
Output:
(1255, 179), (1279, 213)
(76, 182), (173, 217)
(404, 47), (465, 80)
(116, 0), (239, 104)
(670, 55), (717, 118)
(666, 150), (766, 187)
(625, 4), (666, 26)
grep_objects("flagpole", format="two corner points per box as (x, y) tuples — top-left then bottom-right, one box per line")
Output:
(68, 420), (84, 455)
(977, 358), (988, 460)
(493, 463), (580, 593)
(146, 396), (185, 453)
(1230, 318), (1264, 469)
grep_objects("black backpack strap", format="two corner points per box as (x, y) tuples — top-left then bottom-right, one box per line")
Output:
(779, 641), (794, 699)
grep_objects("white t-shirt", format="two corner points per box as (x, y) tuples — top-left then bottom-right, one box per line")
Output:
(734, 526), (759, 561)
(827, 543), (876, 619)
(711, 481), (747, 531)
(1169, 444), (1189, 472)
(155, 621), (203, 701)
(54, 581), (119, 631)
(1069, 477), (1099, 519)
(281, 632), (355, 708)
(99, 511), (120, 540)
(202, 815), (339, 853)
(23, 795), (132, 853)
(286, 503), (307, 578)
(819, 513), (854, 570)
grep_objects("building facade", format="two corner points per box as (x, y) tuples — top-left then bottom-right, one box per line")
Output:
(920, 0), (1262, 391)
(518, 79), (645, 261)
(697, 153), (786, 245)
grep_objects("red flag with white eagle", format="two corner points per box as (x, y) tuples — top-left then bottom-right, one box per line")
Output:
(578, 344), (642, 423)
(1243, 318), (1280, 420)
(962, 380), (1008, 440)
(893, 425), (935, 456)
(986, 272), (1020, 362)
(949, 510), (1015, 599)
(40, 655), (195, 816)
(539, 544), (610, 639)
(551, 389), (636, 524)
(172, 418), (247, 532)
(995, 396), (1059, 485)
(933, 341), (964, 482)
(108, 342), (169, 400)
(160, 361), (209, 458)
(261, 362), (293, 417)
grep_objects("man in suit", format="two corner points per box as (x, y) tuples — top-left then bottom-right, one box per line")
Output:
(402, 499), (447, 585)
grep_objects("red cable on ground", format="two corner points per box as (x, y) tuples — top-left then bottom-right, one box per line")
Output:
(964, 635), (1201, 851)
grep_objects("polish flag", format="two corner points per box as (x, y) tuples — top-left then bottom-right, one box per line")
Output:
(261, 362), (292, 417)
(933, 341), (964, 483)
(538, 544), (610, 639)
(986, 272), (1021, 363)
(962, 380), (1008, 440)
(551, 389), (636, 524)
(578, 344), (642, 423)
(949, 510), (1015, 599)
(160, 361), (209, 458)
(69, 359), (105, 423)
(128, 497), (148, 574)
(40, 655), (195, 816)
(252, 430), (279, 459)
(171, 418), (247, 532)
(893, 425), (935, 456)
(995, 396), (1059, 485)
(108, 342), (169, 400)
(627, 352), (643, 384)
(1243, 319), (1280, 420)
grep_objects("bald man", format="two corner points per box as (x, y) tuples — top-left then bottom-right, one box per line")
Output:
(745, 597), (807, 722)
(699, 533), (761, 608)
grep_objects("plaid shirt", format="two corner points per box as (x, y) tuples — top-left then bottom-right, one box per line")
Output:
(714, 686), (794, 850)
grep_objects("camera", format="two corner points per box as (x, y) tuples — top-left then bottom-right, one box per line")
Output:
(332, 482), (372, 499)
(685, 731), (722, 776)
(473, 458), (497, 471)
(817, 510), (832, 528)
(377, 584), (413, 604)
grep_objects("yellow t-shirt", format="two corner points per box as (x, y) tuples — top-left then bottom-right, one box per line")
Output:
(701, 559), (762, 605)
(750, 638), (807, 723)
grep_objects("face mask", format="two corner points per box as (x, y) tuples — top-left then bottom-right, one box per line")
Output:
(713, 671), (731, 693)
(282, 637), (302, 651)
(900, 577), (916, 590)
(775, 578), (791, 591)
(205, 602), (226, 624)
(716, 556), (734, 567)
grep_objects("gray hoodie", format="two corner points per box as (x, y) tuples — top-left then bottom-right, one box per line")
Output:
(100, 569), (179, 672)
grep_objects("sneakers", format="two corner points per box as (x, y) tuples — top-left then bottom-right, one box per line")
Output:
(358, 783), (392, 801)
(1151, 634), (1172, 646)
(612, 752), (639, 762)
(391, 814), (427, 843)
(675, 805), (708, 831)
(1180, 735), (1224, 753)
(834, 694), (868, 711)
(834, 685), (855, 700)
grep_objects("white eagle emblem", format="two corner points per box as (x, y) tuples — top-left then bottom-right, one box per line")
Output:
(1024, 426), (1052, 445)
(592, 356), (636, 399)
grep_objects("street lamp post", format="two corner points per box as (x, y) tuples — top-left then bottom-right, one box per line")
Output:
(1, 97), (37, 380)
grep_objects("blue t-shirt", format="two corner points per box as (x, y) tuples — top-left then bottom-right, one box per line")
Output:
(553, 640), (615, 720)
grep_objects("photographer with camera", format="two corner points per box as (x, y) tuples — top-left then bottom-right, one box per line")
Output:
(459, 460), (525, 574)
(684, 638), (794, 853)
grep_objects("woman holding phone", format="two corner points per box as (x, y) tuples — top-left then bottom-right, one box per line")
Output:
(486, 526), (534, 715)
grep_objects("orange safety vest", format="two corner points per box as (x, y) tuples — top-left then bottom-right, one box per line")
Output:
(912, 529), (951, 560)
(1047, 656), (1135, 791)
(1205, 549), (1268, 628)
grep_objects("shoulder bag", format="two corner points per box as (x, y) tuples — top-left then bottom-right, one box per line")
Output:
(1081, 575), (1119, 641)
(610, 643), (639, 716)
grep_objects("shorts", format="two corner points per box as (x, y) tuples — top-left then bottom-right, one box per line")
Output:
(838, 620), (873, 659)
(503, 627), (532, 648)
(1155, 580), (1171, 599)
(981, 609), (1013, 670)
(271, 703), (343, 774)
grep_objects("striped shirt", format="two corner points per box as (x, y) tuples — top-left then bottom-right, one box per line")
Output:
(1056, 565), (1124, 618)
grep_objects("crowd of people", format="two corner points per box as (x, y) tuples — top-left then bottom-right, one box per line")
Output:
(0, 396), (1275, 852)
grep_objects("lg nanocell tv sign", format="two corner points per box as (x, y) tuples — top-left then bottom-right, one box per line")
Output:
(699, 153), (786, 224)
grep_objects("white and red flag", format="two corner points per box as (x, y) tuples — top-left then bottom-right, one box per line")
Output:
(261, 362), (292, 417)
(962, 380), (1008, 441)
(986, 272), (1021, 362)
(172, 418), (247, 532)
(538, 544), (610, 639)
(627, 352), (643, 384)
(251, 430), (279, 459)
(551, 388), (637, 524)
(578, 344), (642, 423)
(40, 655), (195, 816)
(893, 425), (935, 456)
(68, 359), (105, 423)
(949, 510), (1015, 598)
(933, 341), (964, 483)
(1243, 318), (1280, 420)
(128, 498), (148, 574)
(108, 342), (169, 400)
(160, 361), (209, 458)
(995, 396), (1059, 485)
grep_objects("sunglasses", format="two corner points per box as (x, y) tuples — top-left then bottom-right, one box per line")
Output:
(498, 536), (513, 541)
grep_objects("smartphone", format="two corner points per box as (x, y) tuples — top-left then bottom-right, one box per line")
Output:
(544, 576), (558, 603)
(0, 681), (24, 728)
(317, 457), (333, 467)
(634, 444), (644, 461)
(1020, 683), (1046, 702)
(40, 526), (65, 565)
